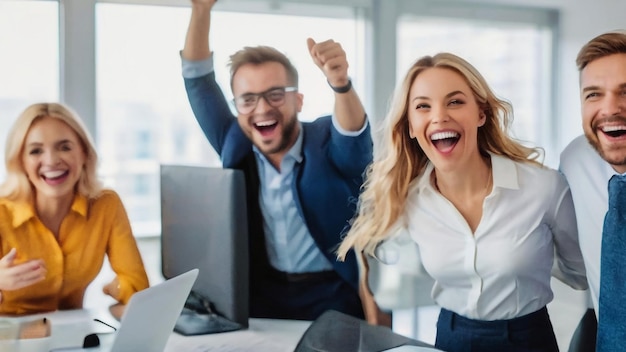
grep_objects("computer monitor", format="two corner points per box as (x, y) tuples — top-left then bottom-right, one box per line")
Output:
(160, 165), (249, 334)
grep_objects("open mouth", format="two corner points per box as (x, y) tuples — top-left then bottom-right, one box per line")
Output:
(41, 170), (69, 183)
(430, 131), (460, 153)
(601, 125), (626, 138)
(254, 120), (278, 136)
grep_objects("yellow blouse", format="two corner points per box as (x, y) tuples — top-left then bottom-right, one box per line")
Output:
(0, 190), (149, 315)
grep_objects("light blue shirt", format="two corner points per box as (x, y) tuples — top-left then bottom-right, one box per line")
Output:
(181, 53), (368, 273)
(253, 131), (333, 273)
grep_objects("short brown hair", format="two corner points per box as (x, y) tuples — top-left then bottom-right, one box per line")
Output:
(228, 46), (299, 90)
(576, 30), (626, 71)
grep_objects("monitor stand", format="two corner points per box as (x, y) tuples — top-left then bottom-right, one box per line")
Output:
(174, 292), (245, 336)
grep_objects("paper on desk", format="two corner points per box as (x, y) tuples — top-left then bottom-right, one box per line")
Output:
(168, 335), (292, 352)
(44, 310), (92, 326)
(41, 309), (118, 333)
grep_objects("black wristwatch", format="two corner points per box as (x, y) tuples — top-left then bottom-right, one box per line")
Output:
(328, 79), (352, 94)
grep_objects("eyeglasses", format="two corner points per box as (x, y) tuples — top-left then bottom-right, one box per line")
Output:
(233, 86), (297, 114)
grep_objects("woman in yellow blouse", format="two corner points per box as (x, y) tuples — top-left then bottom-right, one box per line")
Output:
(0, 102), (149, 315)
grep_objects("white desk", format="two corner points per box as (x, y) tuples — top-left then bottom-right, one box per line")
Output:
(166, 318), (310, 351)
(1, 309), (311, 352)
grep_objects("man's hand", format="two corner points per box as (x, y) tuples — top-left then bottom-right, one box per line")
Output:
(307, 38), (350, 88)
(0, 248), (46, 302)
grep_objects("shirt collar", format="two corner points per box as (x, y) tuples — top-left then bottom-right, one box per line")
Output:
(490, 153), (519, 190)
(71, 193), (89, 217)
(11, 193), (89, 228)
(413, 152), (520, 193)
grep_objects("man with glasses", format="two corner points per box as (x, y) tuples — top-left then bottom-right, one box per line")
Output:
(180, 0), (372, 320)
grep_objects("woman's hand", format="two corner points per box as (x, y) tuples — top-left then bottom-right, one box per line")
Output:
(103, 277), (121, 299)
(358, 252), (392, 327)
(0, 248), (46, 303)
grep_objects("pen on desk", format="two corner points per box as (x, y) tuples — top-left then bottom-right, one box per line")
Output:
(94, 318), (117, 332)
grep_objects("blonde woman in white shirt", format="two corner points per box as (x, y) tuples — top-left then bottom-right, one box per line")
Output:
(337, 53), (587, 352)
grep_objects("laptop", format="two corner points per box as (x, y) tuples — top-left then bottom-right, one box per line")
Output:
(51, 268), (198, 352)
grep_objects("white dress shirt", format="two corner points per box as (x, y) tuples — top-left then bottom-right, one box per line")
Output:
(401, 153), (587, 320)
(560, 135), (616, 317)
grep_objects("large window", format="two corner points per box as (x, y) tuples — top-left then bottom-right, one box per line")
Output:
(0, 0), (559, 237)
(96, 3), (364, 236)
(0, 0), (59, 180)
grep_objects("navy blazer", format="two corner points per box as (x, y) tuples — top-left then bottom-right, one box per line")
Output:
(184, 72), (373, 295)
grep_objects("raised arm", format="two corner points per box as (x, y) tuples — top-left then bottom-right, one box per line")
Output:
(181, 0), (240, 157)
(307, 38), (366, 132)
(182, 0), (217, 61)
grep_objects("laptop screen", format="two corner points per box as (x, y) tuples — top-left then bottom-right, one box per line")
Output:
(159, 165), (249, 329)
(111, 269), (199, 351)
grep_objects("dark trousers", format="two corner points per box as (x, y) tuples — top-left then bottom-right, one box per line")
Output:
(435, 307), (559, 352)
(249, 268), (364, 321)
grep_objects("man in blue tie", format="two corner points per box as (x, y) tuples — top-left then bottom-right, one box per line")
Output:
(560, 30), (626, 351)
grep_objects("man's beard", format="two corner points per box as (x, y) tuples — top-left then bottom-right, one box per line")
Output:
(264, 112), (298, 156)
(585, 115), (626, 167)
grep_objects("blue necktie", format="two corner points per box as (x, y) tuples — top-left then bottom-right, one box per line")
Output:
(597, 174), (626, 351)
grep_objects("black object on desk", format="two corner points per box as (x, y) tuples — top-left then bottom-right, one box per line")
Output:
(295, 310), (434, 352)
(174, 291), (244, 335)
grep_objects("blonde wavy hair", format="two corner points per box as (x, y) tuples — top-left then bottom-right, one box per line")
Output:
(0, 102), (103, 202)
(337, 53), (542, 259)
